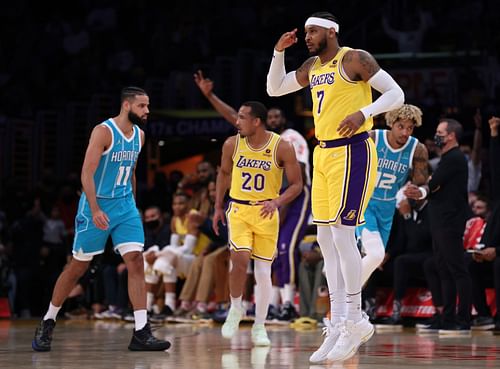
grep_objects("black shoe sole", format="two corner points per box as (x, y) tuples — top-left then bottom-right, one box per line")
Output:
(32, 340), (51, 352)
(128, 342), (171, 351)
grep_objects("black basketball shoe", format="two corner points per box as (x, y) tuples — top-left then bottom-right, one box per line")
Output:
(32, 319), (56, 352)
(128, 323), (171, 351)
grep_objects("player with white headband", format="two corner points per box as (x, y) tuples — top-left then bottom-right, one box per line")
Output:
(267, 11), (405, 363)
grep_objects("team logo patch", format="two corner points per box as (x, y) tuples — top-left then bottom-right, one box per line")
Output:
(76, 216), (87, 230)
(265, 149), (271, 153)
(343, 210), (357, 221)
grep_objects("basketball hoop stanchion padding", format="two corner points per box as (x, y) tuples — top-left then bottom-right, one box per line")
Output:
(0, 298), (10, 318)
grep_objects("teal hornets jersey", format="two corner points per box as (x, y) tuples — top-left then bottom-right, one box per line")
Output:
(94, 119), (142, 199)
(372, 129), (418, 201)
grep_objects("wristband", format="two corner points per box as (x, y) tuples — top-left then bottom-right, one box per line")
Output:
(418, 186), (428, 200)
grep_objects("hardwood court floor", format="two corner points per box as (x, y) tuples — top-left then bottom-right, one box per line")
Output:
(1, 319), (499, 369)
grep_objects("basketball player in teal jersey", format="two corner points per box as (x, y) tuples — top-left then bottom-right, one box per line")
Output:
(32, 87), (170, 352)
(358, 104), (429, 287)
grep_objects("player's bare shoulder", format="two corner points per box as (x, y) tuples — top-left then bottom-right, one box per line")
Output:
(342, 49), (380, 81)
(222, 135), (238, 155)
(139, 128), (145, 147)
(277, 137), (297, 164)
(92, 123), (113, 146)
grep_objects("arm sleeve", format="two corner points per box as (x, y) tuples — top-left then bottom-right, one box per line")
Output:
(266, 50), (304, 96)
(359, 69), (405, 119)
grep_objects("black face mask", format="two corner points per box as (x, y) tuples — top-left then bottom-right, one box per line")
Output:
(434, 134), (446, 148)
(145, 219), (160, 230)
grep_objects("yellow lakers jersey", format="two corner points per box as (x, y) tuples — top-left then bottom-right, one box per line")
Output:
(173, 211), (210, 255)
(309, 47), (373, 141)
(230, 133), (283, 202)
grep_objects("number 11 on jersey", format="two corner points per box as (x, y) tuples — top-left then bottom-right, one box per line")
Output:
(116, 166), (131, 186)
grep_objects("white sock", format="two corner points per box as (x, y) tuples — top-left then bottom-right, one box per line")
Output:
(282, 283), (294, 304)
(330, 225), (362, 322)
(254, 261), (272, 324)
(146, 292), (155, 312)
(361, 229), (385, 285)
(346, 292), (362, 323)
(231, 295), (243, 311)
(331, 289), (346, 325)
(271, 286), (281, 306)
(317, 226), (347, 322)
(43, 302), (61, 321)
(134, 309), (147, 331)
(164, 292), (176, 311)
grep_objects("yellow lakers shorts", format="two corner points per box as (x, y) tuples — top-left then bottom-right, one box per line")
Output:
(226, 201), (279, 262)
(312, 132), (377, 226)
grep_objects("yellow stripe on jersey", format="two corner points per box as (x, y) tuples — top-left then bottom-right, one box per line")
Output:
(309, 47), (373, 141)
(230, 132), (283, 202)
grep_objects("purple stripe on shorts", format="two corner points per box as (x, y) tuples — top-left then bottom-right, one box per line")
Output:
(338, 139), (369, 226)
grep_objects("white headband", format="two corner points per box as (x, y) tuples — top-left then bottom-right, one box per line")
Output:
(305, 17), (339, 33)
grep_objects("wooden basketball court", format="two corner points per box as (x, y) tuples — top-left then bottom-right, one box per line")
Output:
(1, 319), (499, 368)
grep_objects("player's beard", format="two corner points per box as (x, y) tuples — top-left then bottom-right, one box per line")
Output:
(309, 37), (327, 56)
(128, 110), (147, 126)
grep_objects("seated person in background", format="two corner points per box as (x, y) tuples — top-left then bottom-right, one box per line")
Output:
(175, 180), (229, 318)
(141, 205), (171, 314)
(376, 197), (433, 326)
(298, 227), (328, 320)
(468, 117), (500, 331)
(144, 193), (210, 319)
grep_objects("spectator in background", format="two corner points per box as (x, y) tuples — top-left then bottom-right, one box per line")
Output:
(460, 109), (483, 192)
(298, 229), (327, 320)
(10, 198), (45, 317)
(190, 161), (216, 217)
(406, 118), (472, 334)
(468, 116), (500, 332)
(175, 180), (229, 318)
(40, 206), (67, 311)
(376, 198), (433, 327)
(146, 193), (211, 321)
(142, 205), (172, 314)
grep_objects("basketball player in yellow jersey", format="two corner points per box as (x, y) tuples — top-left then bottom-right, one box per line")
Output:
(213, 101), (302, 346)
(267, 11), (404, 363)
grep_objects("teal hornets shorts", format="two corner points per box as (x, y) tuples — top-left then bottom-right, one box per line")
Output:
(356, 199), (396, 248)
(72, 193), (144, 259)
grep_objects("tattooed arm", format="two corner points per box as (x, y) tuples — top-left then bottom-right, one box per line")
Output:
(410, 143), (429, 186)
(342, 49), (380, 82)
(337, 49), (404, 138)
(295, 57), (316, 86)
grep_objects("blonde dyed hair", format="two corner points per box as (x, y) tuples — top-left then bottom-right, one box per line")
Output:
(385, 104), (423, 127)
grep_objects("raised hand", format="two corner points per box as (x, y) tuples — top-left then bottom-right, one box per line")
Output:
(488, 116), (500, 137)
(275, 29), (298, 52)
(193, 70), (214, 97)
